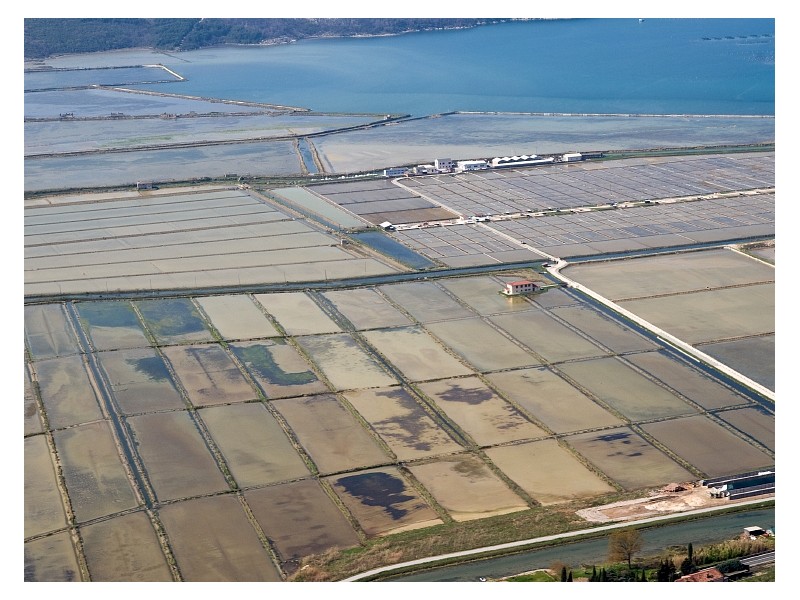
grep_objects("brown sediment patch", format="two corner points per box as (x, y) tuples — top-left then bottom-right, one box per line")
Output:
(296, 333), (397, 391)
(254, 292), (341, 335)
(484, 439), (616, 505)
(80, 511), (172, 581)
(127, 411), (229, 502)
(272, 394), (390, 475)
(158, 495), (282, 581)
(426, 317), (541, 372)
(323, 288), (413, 330)
(33, 354), (103, 429)
(24, 366), (42, 435)
(53, 421), (139, 522)
(24, 435), (68, 538)
(195, 294), (281, 340)
(361, 326), (473, 382)
(564, 427), (694, 491)
(245, 479), (361, 572)
(417, 376), (547, 446)
(343, 386), (463, 460)
(486, 367), (623, 434)
(379, 281), (473, 323)
(199, 403), (310, 487)
(407, 454), (529, 521)
(161, 344), (258, 407)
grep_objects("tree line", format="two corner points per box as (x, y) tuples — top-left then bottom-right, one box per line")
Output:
(24, 18), (515, 59)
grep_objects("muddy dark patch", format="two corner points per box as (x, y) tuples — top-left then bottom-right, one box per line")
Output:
(336, 472), (412, 520)
(594, 431), (633, 443)
(128, 355), (171, 381)
(437, 384), (494, 405)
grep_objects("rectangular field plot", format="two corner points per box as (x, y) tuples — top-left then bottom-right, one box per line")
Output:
(245, 479), (361, 570)
(161, 344), (258, 407)
(563, 248), (776, 300)
(97, 348), (185, 414)
(485, 439), (615, 505)
(343, 387), (464, 460)
(618, 283), (774, 345)
(327, 467), (443, 536)
(158, 495), (282, 581)
(80, 511), (172, 581)
(640, 415), (774, 477)
(127, 411), (229, 502)
(379, 281), (474, 323)
(698, 334), (775, 392)
(75, 300), (150, 350)
(557, 358), (699, 422)
(198, 403), (310, 488)
(195, 294), (280, 340)
(486, 367), (623, 434)
(32, 355), (103, 429)
(625, 350), (751, 410)
(322, 288), (413, 330)
(296, 333), (397, 390)
(24, 366), (42, 435)
(272, 394), (390, 475)
(254, 292), (342, 335)
(133, 298), (214, 345)
(229, 340), (329, 399)
(548, 305), (658, 354)
(53, 421), (139, 522)
(361, 327), (473, 382)
(490, 311), (608, 363)
(24, 304), (80, 359)
(565, 427), (694, 490)
(438, 275), (541, 315)
(24, 531), (80, 582)
(407, 455), (529, 521)
(426, 318), (541, 372)
(24, 435), (68, 538)
(417, 377), (547, 446)
(715, 407), (775, 453)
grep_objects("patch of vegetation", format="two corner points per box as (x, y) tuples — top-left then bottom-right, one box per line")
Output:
(24, 18), (511, 59)
(506, 570), (556, 582)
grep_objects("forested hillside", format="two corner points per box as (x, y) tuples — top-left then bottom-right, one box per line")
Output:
(24, 18), (509, 59)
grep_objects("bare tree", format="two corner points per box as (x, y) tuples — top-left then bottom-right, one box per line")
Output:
(608, 529), (643, 569)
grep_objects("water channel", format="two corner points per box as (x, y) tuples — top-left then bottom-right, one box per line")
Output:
(382, 507), (775, 581)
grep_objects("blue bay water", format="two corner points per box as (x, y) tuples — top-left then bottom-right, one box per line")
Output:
(140, 18), (774, 116)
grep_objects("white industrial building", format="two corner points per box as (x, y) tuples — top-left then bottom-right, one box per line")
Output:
(456, 160), (489, 171)
(490, 155), (555, 168)
(434, 158), (456, 172)
(383, 167), (410, 177)
(562, 152), (583, 162)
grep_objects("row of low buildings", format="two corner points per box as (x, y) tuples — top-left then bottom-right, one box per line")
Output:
(383, 152), (585, 177)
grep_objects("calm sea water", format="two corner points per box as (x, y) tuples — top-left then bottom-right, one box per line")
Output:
(137, 18), (774, 116)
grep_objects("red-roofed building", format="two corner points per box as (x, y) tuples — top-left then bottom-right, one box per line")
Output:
(501, 280), (538, 296)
